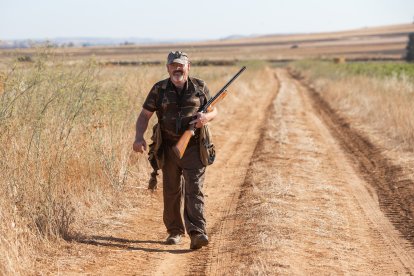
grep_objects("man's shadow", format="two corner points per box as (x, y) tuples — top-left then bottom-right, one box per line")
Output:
(70, 234), (192, 254)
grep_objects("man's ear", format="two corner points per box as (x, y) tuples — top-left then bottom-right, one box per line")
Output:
(187, 62), (191, 71)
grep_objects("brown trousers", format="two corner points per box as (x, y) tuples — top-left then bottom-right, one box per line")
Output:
(162, 143), (207, 236)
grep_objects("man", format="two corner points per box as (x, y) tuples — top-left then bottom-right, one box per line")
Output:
(133, 51), (217, 250)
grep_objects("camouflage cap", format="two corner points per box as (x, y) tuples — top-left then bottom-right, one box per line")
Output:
(167, 51), (189, 65)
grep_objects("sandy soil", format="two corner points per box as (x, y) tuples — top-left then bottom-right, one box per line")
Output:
(42, 68), (414, 275)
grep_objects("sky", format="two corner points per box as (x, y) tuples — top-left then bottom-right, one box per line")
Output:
(1, 0), (413, 40)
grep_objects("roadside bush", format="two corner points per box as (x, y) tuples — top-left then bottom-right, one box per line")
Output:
(16, 55), (32, 62)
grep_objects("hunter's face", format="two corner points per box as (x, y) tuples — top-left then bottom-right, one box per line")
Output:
(167, 62), (190, 87)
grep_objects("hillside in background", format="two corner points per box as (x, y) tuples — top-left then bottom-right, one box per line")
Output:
(0, 37), (198, 49)
(1, 23), (414, 63)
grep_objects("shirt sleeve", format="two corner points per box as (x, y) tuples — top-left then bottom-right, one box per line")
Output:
(142, 84), (158, 112)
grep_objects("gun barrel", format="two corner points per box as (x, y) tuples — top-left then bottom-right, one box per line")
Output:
(201, 66), (246, 113)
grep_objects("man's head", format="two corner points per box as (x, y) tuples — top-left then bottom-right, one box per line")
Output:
(166, 51), (190, 88)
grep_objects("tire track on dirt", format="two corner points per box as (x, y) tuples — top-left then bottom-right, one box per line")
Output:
(198, 73), (280, 276)
(288, 70), (414, 272)
(290, 70), (414, 247)
(200, 70), (285, 275)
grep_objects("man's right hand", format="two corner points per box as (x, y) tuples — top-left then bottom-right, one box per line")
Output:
(133, 139), (147, 153)
(133, 109), (153, 153)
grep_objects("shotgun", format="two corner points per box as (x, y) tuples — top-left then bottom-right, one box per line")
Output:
(173, 66), (247, 158)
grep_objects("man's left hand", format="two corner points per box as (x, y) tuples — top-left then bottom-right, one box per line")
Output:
(190, 112), (208, 128)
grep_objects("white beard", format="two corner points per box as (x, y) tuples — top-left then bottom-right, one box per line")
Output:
(173, 73), (184, 82)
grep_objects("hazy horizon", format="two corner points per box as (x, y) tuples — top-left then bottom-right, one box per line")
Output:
(1, 0), (413, 41)
(1, 21), (412, 42)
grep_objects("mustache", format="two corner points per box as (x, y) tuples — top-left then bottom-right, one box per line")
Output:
(173, 69), (184, 74)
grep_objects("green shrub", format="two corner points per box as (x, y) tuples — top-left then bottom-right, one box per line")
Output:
(291, 60), (414, 80)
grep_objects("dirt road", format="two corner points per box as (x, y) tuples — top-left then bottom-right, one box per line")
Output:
(51, 68), (414, 275)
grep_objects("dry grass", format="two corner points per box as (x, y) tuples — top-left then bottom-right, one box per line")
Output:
(0, 51), (166, 274)
(291, 61), (414, 151)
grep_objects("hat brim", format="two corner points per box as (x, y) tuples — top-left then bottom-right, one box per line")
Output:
(168, 58), (188, 65)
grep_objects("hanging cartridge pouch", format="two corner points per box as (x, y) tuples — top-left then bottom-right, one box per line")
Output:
(199, 123), (215, 166)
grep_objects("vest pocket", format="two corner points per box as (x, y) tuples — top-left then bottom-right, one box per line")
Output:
(199, 124), (215, 166)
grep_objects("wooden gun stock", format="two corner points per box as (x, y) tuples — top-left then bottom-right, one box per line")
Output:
(173, 66), (246, 159)
(172, 95), (224, 159)
(173, 127), (194, 159)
